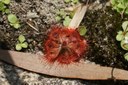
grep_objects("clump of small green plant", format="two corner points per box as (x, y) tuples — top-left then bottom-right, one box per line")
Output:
(56, 10), (87, 37)
(64, 0), (79, 4)
(0, 0), (10, 13)
(55, 9), (73, 27)
(15, 35), (28, 51)
(55, 0), (79, 27)
(55, 9), (87, 36)
(0, 0), (21, 29)
(116, 21), (128, 61)
(111, 0), (128, 15)
(55, 0), (87, 36)
(7, 14), (21, 29)
(1, 0), (26, 51)
(78, 26), (87, 36)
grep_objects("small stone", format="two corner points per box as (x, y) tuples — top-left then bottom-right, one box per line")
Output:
(27, 11), (39, 18)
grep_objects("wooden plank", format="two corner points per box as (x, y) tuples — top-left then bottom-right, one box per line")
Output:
(0, 50), (128, 80)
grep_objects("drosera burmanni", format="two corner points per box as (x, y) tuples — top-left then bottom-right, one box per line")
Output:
(44, 1), (89, 64)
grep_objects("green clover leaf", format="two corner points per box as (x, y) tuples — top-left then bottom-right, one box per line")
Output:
(121, 40), (128, 50)
(21, 42), (28, 48)
(1, 0), (10, 4)
(124, 52), (128, 61)
(15, 44), (22, 51)
(8, 14), (18, 24)
(18, 35), (26, 43)
(78, 26), (87, 36)
(122, 21), (128, 31)
(116, 31), (124, 41)
(63, 16), (71, 27)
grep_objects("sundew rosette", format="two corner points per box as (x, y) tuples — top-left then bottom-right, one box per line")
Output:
(44, 3), (89, 64)
(44, 26), (88, 64)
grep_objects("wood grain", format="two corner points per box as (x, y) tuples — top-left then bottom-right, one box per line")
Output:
(0, 50), (128, 80)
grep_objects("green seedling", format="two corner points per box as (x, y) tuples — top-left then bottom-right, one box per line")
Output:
(116, 21), (128, 61)
(71, 0), (79, 4)
(8, 14), (21, 29)
(55, 9), (72, 26)
(78, 26), (87, 36)
(15, 35), (28, 51)
(64, 0), (79, 4)
(124, 52), (128, 61)
(55, 8), (75, 26)
(111, 0), (128, 16)
(63, 16), (72, 27)
(57, 10), (66, 18)
(69, 10), (75, 18)
(56, 0), (79, 26)
(1, 0), (10, 4)
(64, 0), (71, 3)
(0, 0), (20, 29)
(116, 21), (128, 50)
(55, 9), (66, 22)
(55, 16), (61, 22)
(0, 0), (10, 13)
(0, 2), (6, 12)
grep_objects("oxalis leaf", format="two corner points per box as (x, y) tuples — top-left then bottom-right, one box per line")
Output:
(13, 23), (20, 29)
(55, 16), (61, 22)
(71, 0), (79, 4)
(18, 35), (26, 43)
(116, 31), (124, 41)
(111, 0), (116, 5)
(8, 14), (18, 24)
(78, 26), (87, 36)
(122, 21), (128, 31)
(2, 0), (10, 4)
(124, 52), (128, 61)
(64, 0), (71, 3)
(111, 0), (128, 15)
(5, 9), (10, 14)
(57, 10), (65, 17)
(117, 3), (125, 9)
(0, 2), (6, 11)
(125, 8), (128, 14)
(125, 32), (128, 38)
(63, 16), (71, 27)
(121, 40), (128, 50)
(21, 42), (28, 48)
(15, 44), (22, 51)
(69, 11), (75, 18)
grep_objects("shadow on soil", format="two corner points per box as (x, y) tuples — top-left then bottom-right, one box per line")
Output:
(0, 43), (24, 85)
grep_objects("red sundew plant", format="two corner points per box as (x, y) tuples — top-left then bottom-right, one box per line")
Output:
(44, 26), (88, 64)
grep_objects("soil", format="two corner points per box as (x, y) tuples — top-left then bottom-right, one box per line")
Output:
(0, 0), (128, 85)
(84, 7), (128, 70)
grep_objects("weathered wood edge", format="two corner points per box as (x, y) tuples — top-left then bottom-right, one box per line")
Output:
(0, 50), (128, 80)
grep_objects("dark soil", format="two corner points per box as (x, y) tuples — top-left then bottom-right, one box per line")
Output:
(84, 7), (128, 70)
(0, 0), (128, 85)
